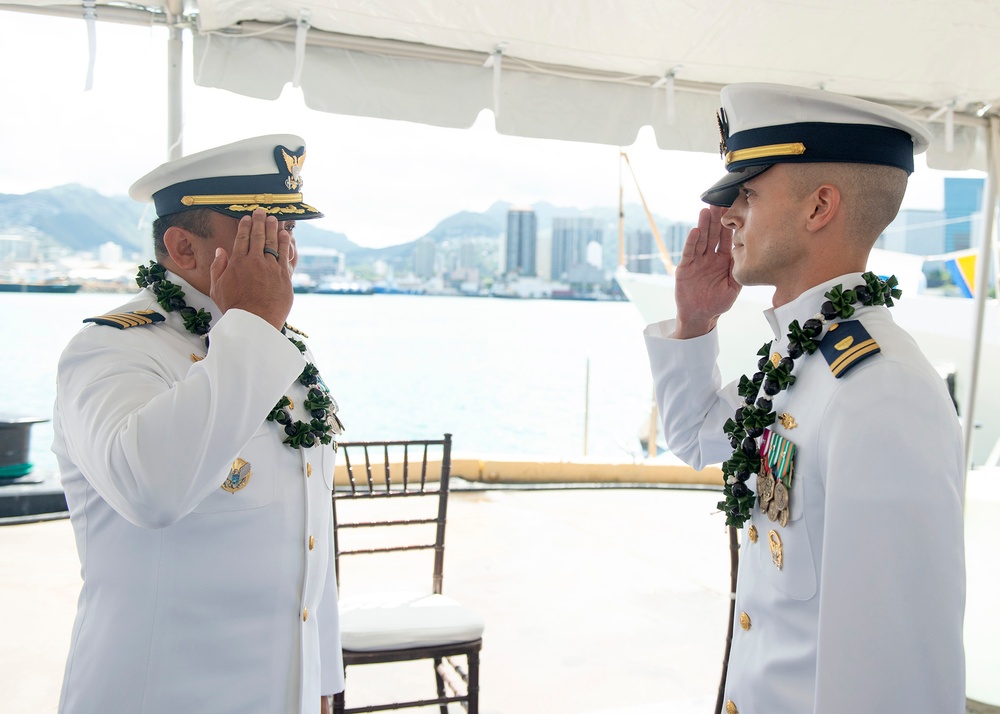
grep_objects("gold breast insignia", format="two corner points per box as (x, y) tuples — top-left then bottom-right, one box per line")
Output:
(778, 413), (797, 429)
(768, 529), (783, 570)
(222, 458), (252, 493)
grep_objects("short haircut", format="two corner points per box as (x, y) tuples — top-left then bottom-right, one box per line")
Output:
(151, 209), (216, 260)
(789, 163), (908, 248)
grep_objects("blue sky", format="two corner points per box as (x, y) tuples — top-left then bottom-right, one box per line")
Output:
(0, 10), (981, 248)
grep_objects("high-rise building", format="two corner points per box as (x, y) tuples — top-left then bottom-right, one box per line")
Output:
(626, 229), (654, 274)
(551, 217), (603, 280)
(297, 247), (346, 277)
(0, 234), (39, 262)
(878, 209), (946, 254)
(666, 222), (692, 267)
(505, 207), (537, 276)
(98, 242), (124, 264)
(944, 177), (985, 252)
(459, 241), (478, 270)
(413, 236), (436, 278)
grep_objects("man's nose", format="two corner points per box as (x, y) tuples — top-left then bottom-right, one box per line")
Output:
(721, 205), (741, 229)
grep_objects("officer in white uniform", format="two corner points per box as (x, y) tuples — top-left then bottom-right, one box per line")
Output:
(644, 85), (966, 713)
(53, 135), (344, 714)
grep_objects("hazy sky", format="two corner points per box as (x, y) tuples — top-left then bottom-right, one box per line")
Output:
(0, 10), (983, 248)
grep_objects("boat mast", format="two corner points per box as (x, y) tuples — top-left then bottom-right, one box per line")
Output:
(618, 148), (625, 267)
(618, 151), (676, 274)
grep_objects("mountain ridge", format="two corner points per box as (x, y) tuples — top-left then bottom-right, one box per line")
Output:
(0, 184), (680, 261)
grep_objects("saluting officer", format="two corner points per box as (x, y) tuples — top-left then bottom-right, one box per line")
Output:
(53, 135), (345, 714)
(644, 84), (965, 713)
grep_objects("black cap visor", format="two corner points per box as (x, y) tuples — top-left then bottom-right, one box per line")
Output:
(700, 164), (773, 207)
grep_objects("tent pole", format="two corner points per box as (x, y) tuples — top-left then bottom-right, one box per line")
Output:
(166, 2), (184, 160)
(961, 115), (1000, 475)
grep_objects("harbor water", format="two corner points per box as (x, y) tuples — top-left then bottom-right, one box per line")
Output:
(0, 291), (663, 478)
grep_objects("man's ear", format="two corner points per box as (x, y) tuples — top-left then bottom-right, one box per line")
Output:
(804, 184), (840, 233)
(163, 227), (198, 270)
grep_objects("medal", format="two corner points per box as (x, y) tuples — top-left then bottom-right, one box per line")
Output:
(773, 481), (789, 510)
(759, 472), (774, 503)
(760, 428), (797, 524)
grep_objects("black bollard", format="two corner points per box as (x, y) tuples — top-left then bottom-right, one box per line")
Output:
(0, 416), (49, 480)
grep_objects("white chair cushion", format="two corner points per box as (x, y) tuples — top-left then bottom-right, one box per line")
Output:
(339, 592), (485, 652)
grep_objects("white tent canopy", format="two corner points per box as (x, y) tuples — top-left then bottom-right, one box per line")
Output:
(3, 0), (999, 468)
(3, 0), (1000, 169)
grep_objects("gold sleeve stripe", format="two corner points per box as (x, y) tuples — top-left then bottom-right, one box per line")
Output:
(726, 142), (807, 165)
(829, 339), (879, 376)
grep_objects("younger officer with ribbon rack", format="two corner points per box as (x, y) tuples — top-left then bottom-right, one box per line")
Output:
(643, 84), (965, 713)
(53, 135), (344, 714)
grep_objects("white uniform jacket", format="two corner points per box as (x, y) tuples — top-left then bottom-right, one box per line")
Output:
(644, 274), (966, 714)
(53, 273), (344, 714)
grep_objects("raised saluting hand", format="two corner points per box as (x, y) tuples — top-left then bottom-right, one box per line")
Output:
(672, 205), (741, 339)
(209, 208), (295, 330)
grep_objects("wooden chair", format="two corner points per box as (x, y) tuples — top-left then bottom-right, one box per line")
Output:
(332, 434), (483, 714)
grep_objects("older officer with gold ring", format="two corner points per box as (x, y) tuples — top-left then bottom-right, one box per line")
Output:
(53, 135), (344, 714)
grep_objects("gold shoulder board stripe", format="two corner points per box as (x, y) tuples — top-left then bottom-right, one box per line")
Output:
(83, 311), (166, 329)
(829, 339), (880, 377)
(819, 319), (881, 378)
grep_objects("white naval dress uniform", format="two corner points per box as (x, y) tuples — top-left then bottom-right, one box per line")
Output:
(644, 274), (966, 714)
(52, 272), (344, 714)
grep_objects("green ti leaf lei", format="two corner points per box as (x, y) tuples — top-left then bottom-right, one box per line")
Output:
(136, 261), (341, 450)
(718, 272), (900, 527)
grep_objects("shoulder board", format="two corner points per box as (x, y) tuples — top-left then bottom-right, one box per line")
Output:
(820, 320), (880, 378)
(283, 323), (309, 338)
(83, 310), (166, 330)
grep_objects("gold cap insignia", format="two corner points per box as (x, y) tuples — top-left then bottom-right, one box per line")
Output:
(716, 108), (730, 158)
(282, 149), (306, 191)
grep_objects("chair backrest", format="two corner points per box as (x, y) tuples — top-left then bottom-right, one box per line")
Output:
(332, 434), (453, 595)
